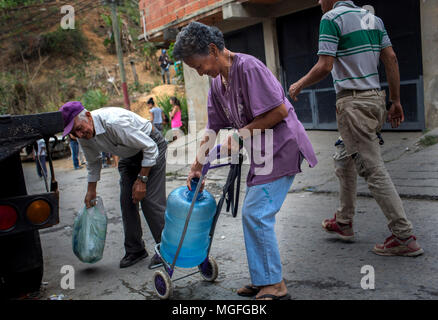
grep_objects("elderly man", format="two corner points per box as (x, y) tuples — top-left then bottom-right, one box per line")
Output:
(60, 101), (166, 268)
(289, 0), (423, 256)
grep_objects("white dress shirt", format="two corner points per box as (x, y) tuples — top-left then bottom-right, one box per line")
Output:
(79, 107), (158, 183)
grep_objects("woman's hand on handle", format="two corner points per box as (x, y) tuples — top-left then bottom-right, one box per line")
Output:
(186, 162), (205, 192)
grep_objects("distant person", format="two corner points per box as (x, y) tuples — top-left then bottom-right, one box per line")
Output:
(174, 60), (182, 83)
(158, 49), (170, 85)
(169, 96), (183, 141)
(69, 134), (83, 170)
(34, 138), (47, 178)
(288, 0), (423, 256)
(147, 97), (165, 133)
(60, 101), (167, 269)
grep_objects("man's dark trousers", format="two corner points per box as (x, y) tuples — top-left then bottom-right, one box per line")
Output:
(118, 128), (167, 255)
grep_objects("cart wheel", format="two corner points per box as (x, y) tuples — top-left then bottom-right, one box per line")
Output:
(198, 256), (218, 282)
(153, 269), (173, 299)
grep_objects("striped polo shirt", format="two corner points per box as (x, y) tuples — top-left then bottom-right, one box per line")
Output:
(318, 1), (392, 93)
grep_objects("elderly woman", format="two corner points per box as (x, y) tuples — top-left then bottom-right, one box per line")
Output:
(173, 22), (317, 300)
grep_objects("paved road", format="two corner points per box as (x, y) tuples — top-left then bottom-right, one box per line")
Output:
(22, 137), (438, 300)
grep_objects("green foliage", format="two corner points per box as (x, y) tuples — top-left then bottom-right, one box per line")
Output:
(0, 72), (16, 113)
(419, 135), (438, 147)
(41, 27), (88, 57)
(128, 82), (153, 94)
(10, 27), (89, 62)
(167, 42), (176, 62)
(100, 13), (123, 53)
(0, 0), (42, 9)
(141, 42), (160, 74)
(156, 94), (188, 134)
(117, 0), (141, 27)
(80, 89), (109, 111)
(0, 70), (72, 115)
(101, 13), (112, 27)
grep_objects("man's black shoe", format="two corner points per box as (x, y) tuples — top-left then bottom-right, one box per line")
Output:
(148, 253), (163, 270)
(119, 250), (148, 268)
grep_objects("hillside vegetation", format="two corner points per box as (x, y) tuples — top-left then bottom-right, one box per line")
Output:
(0, 0), (179, 116)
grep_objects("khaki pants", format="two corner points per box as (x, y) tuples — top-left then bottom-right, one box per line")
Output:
(334, 89), (413, 239)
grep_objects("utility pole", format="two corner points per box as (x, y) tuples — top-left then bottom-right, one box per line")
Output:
(104, 0), (130, 110)
(130, 60), (139, 87)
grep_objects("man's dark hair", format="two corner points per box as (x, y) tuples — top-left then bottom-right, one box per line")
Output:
(170, 96), (181, 107)
(147, 97), (155, 106)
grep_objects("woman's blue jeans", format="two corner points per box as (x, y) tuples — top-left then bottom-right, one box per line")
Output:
(241, 175), (295, 286)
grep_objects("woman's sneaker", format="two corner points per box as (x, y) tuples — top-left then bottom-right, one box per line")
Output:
(373, 235), (424, 257)
(322, 214), (354, 241)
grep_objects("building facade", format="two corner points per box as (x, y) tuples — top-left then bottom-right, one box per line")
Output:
(139, 0), (438, 132)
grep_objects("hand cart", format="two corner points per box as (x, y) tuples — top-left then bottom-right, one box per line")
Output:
(152, 144), (243, 299)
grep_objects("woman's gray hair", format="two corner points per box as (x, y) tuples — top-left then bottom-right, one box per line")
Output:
(173, 22), (225, 60)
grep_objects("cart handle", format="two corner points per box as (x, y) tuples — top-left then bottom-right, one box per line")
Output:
(201, 144), (222, 176)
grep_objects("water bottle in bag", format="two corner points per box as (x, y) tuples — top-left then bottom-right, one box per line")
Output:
(72, 196), (107, 263)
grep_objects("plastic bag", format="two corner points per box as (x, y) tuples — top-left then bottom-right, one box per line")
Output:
(72, 196), (107, 263)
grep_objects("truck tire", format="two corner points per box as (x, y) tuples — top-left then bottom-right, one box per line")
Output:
(0, 230), (44, 300)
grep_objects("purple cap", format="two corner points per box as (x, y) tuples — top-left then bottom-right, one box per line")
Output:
(59, 101), (85, 137)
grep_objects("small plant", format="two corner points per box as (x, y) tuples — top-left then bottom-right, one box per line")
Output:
(418, 135), (438, 147)
(141, 42), (160, 75)
(41, 27), (88, 58)
(128, 82), (153, 94)
(10, 27), (89, 63)
(80, 89), (109, 111)
(100, 13), (129, 54)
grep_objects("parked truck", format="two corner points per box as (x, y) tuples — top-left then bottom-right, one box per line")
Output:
(0, 112), (63, 299)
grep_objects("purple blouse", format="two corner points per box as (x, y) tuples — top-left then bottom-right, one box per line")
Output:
(207, 53), (317, 186)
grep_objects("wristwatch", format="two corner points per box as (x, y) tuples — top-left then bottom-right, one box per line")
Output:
(137, 175), (148, 183)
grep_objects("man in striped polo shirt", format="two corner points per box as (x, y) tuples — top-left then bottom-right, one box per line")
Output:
(289, 0), (423, 257)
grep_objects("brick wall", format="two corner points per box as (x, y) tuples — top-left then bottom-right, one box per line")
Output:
(140, 0), (223, 33)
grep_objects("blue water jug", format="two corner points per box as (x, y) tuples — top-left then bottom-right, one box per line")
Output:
(160, 179), (217, 268)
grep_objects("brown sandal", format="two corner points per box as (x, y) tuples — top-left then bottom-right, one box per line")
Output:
(255, 293), (291, 300)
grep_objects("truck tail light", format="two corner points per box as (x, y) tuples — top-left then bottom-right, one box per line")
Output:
(0, 205), (18, 231)
(0, 192), (58, 236)
(26, 200), (51, 225)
